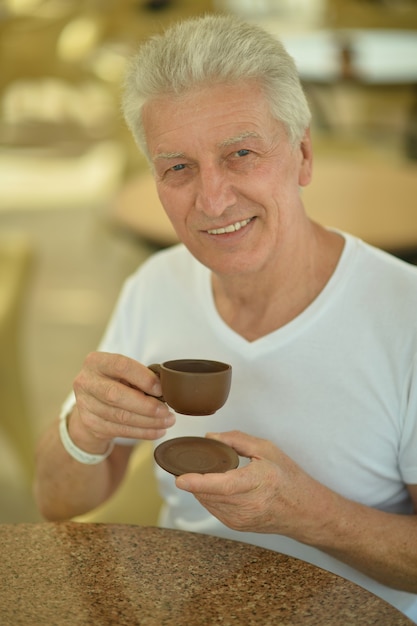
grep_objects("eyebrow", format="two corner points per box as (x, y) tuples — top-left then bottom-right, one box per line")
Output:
(154, 151), (186, 161)
(153, 131), (261, 161)
(218, 131), (260, 148)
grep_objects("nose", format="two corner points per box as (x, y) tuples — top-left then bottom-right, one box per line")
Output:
(194, 165), (236, 217)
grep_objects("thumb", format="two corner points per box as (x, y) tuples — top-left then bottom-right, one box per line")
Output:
(206, 430), (274, 460)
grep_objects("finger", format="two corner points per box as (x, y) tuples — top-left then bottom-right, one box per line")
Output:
(206, 430), (274, 460)
(77, 393), (176, 440)
(85, 412), (172, 441)
(75, 363), (172, 420)
(78, 374), (170, 418)
(176, 464), (257, 496)
(83, 351), (163, 397)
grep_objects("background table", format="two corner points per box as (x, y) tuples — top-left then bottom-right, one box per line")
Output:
(111, 169), (417, 259)
(0, 522), (413, 625)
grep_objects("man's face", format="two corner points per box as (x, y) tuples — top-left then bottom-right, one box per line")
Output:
(142, 80), (312, 277)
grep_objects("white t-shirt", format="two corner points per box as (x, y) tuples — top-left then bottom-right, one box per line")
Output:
(66, 233), (417, 619)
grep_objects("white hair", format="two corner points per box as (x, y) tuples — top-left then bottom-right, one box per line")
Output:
(122, 14), (311, 154)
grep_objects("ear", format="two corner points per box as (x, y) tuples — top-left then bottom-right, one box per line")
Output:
(298, 128), (313, 188)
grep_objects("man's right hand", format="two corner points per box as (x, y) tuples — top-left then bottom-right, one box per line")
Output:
(68, 351), (176, 455)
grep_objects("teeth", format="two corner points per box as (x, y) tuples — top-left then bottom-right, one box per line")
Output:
(207, 218), (251, 235)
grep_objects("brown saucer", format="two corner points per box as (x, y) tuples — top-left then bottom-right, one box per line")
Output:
(154, 436), (239, 476)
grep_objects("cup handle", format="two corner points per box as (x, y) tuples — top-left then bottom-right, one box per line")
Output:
(148, 363), (165, 402)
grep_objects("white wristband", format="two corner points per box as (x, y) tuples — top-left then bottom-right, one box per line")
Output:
(59, 409), (114, 465)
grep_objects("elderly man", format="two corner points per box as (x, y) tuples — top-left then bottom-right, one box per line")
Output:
(34, 15), (417, 620)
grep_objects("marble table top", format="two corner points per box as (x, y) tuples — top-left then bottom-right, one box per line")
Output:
(0, 522), (413, 625)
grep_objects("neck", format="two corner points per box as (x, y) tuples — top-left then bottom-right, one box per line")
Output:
(211, 222), (344, 341)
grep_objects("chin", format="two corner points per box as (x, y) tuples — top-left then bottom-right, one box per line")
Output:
(200, 253), (262, 277)
(184, 234), (269, 276)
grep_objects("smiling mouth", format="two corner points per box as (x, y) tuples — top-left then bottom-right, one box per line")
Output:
(206, 218), (253, 235)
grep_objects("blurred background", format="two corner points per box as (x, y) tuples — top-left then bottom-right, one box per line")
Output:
(1, 0), (417, 522)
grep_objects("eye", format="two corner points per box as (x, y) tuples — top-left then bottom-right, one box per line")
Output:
(171, 163), (186, 171)
(235, 149), (250, 157)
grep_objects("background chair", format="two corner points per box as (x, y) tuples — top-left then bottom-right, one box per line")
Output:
(74, 441), (163, 525)
(0, 233), (35, 483)
(303, 155), (417, 261)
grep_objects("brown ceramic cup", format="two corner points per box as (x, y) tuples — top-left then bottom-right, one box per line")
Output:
(148, 359), (232, 415)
